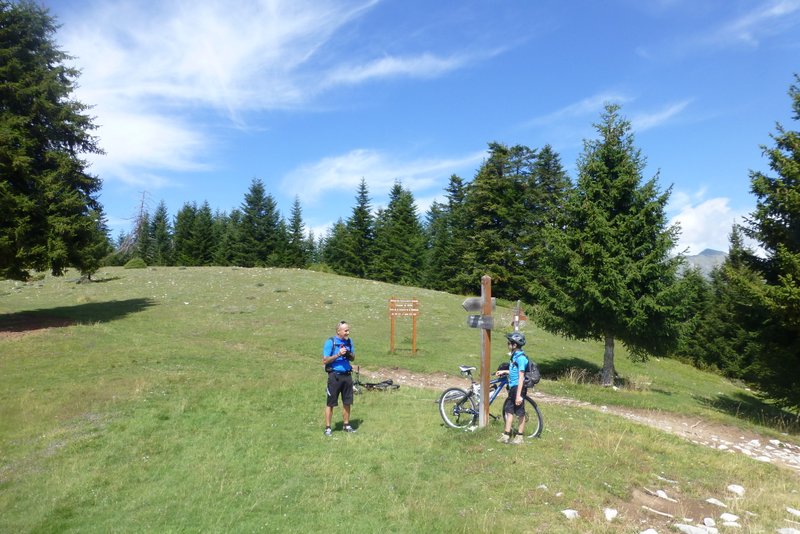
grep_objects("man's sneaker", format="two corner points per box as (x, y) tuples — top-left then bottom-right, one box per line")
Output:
(344, 425), (357, 433)
(511, 434), (524, 445)
(497, 433), (510, 444)
(324, 427), (332, 436)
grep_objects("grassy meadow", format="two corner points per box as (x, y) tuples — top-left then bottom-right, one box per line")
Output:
(1, 266), (799, 533)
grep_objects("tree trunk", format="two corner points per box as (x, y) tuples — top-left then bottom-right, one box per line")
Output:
(601, 334), (616, 387)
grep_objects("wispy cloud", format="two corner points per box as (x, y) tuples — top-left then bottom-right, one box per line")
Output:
(324, 52), (473, 85)
(709, 0), (800, 47)
(54, 0), (486, 190)
(631, 99), (692, 131)
(638, 0), (800, 59)
(525, 92), (633, 127)
(280, 148), (486, 205)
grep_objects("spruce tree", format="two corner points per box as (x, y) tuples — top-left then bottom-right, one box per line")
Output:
(734, 75), (800, 407)
(340, 178), (375, 278)
(423, 175), (470, 293)
(1, 1), (105, 279)
(191, 201), (215, 266)
(173, 202), (197, 266)
(150, 201), (173, 266)
(284, 196), (308, 268)
(532, 104), (682, 386)
(456, 143), (532, 298)
(371, 182), (425, 285)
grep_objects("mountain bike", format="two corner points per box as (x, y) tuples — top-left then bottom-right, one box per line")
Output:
(438, 365), (543, 438)
(352, 366), (400, 395)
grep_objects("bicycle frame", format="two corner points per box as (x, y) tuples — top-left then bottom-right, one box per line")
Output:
(469, 372), (507, 420)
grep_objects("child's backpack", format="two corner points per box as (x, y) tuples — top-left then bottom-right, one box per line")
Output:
(523, 360), (541, 388)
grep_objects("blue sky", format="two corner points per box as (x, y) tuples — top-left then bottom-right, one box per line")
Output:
(44, 0), (800, 254)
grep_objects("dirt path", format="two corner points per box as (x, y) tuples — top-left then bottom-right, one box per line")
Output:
(362, 367), (800, 475)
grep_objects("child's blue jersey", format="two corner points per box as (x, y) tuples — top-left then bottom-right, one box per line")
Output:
(323, 336), (354, 373)
(508, 350), (529, 388)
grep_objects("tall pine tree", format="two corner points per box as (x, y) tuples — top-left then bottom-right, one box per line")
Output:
(734, 75), (800, 407)
(371, 182), (426, 285)
(532, 104), (682, 386)
(1, 1), (105, 279)
(340, 178), (375, 278)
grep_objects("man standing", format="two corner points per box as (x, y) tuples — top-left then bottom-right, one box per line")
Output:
(323, 321), (356, 436)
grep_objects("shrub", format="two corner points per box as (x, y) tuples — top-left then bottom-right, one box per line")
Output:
(123, 257), (147, 269)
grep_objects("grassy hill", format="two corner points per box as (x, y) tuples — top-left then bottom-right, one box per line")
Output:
(1, 267), (798, 532)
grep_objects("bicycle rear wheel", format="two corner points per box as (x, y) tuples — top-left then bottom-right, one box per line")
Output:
(438, 387), (476, 429)
(522, 396), (543, 438)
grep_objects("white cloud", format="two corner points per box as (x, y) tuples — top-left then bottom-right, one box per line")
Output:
(710, 0), (800, 47)
(324, 53), (465, 85)
(526, 92), (633, 127)
(281, 148), (485, 205)
(669, 196), (746, 254)
(631, 99), (692, 131)
(55, 0), (489, 192)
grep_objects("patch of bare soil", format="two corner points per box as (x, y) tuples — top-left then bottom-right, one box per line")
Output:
(362, 366), (800, 475)
(0, 314), (75, 340)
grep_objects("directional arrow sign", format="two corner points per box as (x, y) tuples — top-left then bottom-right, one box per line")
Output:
(462, 297), (496, 312)
(466, 314), (494, 330)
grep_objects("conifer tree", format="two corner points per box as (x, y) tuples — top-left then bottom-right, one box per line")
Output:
(284, 196), (308, 268)
(235, 178), (281, 267)
(733, 75), (800, 407)
(1, 1), (105, 279)
(150, 201), (173, 266)
(532, 104), (682, 386)
(423, 174), (469, 292)
(456, 143), (532, 298)
(322, 219), (348, 274)
(173, 202), (197, 266)
(341, 179), (375, 277)
(191, 201), (215, 266)
(371, 182), (425, 285)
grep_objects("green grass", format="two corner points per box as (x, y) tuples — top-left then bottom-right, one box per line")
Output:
(1, 267), (799, 533)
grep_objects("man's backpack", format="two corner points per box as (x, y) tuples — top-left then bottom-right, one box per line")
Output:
(324, 336), (335, 372)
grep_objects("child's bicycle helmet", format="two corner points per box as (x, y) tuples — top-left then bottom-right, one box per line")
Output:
(505, 332), (526, 347)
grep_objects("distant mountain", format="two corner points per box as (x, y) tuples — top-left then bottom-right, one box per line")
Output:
(683, 249), (727, 277)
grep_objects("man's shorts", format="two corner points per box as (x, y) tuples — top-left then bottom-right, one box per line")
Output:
(503, 388), (527, 417)
(326, 372), (354, 407)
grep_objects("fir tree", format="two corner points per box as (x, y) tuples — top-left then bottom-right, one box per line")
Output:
(341, 178), (375, 278)
(734, 75), (800, 407)
(371, 182), (426, 285)
(532, 104), (682, 386)
(173, 202), (197, 266)
(0, 1), (105, 279)
(150, 201), (173, 266)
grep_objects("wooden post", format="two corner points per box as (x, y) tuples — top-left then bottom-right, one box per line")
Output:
(479, 275), (492, 428)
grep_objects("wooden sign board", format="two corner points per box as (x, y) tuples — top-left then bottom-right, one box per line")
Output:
(389, 297), (419, 353)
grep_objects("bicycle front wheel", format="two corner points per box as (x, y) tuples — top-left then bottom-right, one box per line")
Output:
(438, 387), (476, 429)
(522, 396), (543, 438)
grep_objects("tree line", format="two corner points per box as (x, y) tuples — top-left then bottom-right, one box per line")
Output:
(3, 1), (799, 410)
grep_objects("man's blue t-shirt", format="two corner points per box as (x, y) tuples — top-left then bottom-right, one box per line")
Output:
(323, 336), (354, 373)
(508, 350), (529, 388)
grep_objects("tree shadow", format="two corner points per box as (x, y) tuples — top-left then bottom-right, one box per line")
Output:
(539, 357), (602, 380)
(0, 298), (156, 334)
(699, 391), (800, 434)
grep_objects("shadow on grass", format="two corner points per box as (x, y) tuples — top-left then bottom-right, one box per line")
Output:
(0, 298), (156, 334)
(539, 357), (601, 380)
(699, 391), (800, 434)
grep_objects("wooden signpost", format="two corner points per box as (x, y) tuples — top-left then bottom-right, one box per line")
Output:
(463, 276), (494, 427)
(389, 297), (419, 353)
